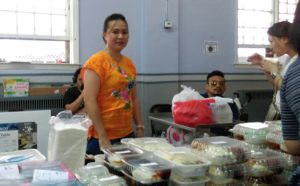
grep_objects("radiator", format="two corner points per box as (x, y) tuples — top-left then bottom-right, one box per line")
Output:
(0, 95), (64, 115)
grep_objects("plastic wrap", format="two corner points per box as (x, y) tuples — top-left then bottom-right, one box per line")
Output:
(0, 161), (79, 186)
(154, 147), (210, 177)
(207, 163), (248, 184)
(47, 111), (91, 171)
(230, 122), (268, 145)
(122, 154), (172, 184)
(210, 101), (233, 123)
(74, 163), (110, 185)
(121, 137), (174, 152)
(102, 144), (144, 169)
(246, 148), (284, 177)
(0, 149), (45, 165)
(191, 136), (249, 165)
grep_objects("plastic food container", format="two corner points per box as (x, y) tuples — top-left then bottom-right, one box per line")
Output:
(122, 154), (172, 184)
(246, 148), (284, 177)
(75, 164), (110, 185)
(207, 163), (248, 185)
(154, 147), (210, 177)
(170, 173), (210, 186)
(102, 144), (144, 169)
(89, 175), (127, 186)
(191, 136), (249, 165)
(230, 122), (268, 145)
(0, 149), (46, 165)
(265, 120), (282, 132)
(265, 131), (283, 150)
(121, 137), (175, 152)
(269, 149), (300, 171)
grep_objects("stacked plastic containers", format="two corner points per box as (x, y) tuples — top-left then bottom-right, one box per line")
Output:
(102, 144), (145, 170)
(230, 122), (269, 147)
(191, 136), (286, 185)
(154, 147), (210, 186)
(119, 137), (175, 185)
(265, 120), (285, 151)
(74, 163), (126, 186)
(191, 136), (249, 185)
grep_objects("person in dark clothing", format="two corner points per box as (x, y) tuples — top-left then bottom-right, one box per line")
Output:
(201, 70), (240, 136)
(63, 67), (85, 114)
(201, 70), (239, 120)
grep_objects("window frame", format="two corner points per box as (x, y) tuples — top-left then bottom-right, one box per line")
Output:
(0, 0), (79, 71)
(235, 0), (297, 66)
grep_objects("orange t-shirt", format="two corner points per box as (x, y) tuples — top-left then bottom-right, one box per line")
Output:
(82, 51), (137, 140)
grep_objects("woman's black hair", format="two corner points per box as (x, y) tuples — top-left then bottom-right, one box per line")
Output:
(73, 67), (82, 84)
(267, 21), (292, 38)
(102, 13), (128, 43)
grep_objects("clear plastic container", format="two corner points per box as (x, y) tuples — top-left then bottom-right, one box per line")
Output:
(265, 131), (283, 150)
(0, 149), (46, 165)
(265, 120), (282, 132)
(246, 148), (284, 177)
(102, 144), (144, 169)
(121, 137), (175, 152)
(74, 164), (110, 185)
(230, 122), (268, 145)
(229, 124), (245, 140)
(191, 136), (249, 165)
(154, 147), (210, 177)
(269, 149), (300, 171)
(122, 154), (172, 184)
(207, 163), (248, 185)
(170, 172), (210, 186)
(89, 175), (127, 186)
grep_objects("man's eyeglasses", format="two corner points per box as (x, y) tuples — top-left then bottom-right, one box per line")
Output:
(208, 80), (225, 87)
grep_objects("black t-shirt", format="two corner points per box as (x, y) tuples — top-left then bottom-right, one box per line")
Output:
(63, 86), (83, 108)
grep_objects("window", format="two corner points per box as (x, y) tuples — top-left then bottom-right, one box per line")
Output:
(237, 0), (298, 64)
(0, 0), (78, 65)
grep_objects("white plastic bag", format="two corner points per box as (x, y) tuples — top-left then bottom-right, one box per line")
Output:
(210, 98), (233, 123)
(48, 110), (92, 171)
(172, 85), (203, 109)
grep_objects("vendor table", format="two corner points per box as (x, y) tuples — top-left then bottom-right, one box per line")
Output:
(148, 113), (241, 137)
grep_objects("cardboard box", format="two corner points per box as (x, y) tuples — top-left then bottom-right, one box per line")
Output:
(3, 79), (29, 97)
(0, 122), (37, 152)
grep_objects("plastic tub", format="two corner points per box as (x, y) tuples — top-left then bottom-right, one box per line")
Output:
(207, 163), (248, 184)
(75, 164), (110, 185)
(170, 173), (210, 186)
(89, 175), (127, 186)
(265, 131), (283, 150)
(0, 149), (46, 165)
(122, 154), (172, 184)
(121, 137), (174, 152)
(102, 144), (144, 169)
(154, 147), (210, 177)
(191, 136), (249, 165)
(230, 122), (268, 145)
(246, 148), (284, 177)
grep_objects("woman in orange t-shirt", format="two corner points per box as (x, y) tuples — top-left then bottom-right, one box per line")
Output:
(82, 13), (144, 155)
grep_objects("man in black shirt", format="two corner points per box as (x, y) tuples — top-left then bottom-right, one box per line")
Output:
(201, 70), (239, 136)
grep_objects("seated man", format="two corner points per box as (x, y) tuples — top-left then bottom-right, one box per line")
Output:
(201, 70), (239, 120)
(63, 67), (85, 114)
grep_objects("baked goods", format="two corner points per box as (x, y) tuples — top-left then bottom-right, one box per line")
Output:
(207, 164), (246, 185)
(123, 156), (172, 184)
(191, 137), (247, 165)
(247, 149), (284, 177)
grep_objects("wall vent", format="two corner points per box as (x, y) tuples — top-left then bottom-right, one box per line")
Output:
(0, 95), (64, 115)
